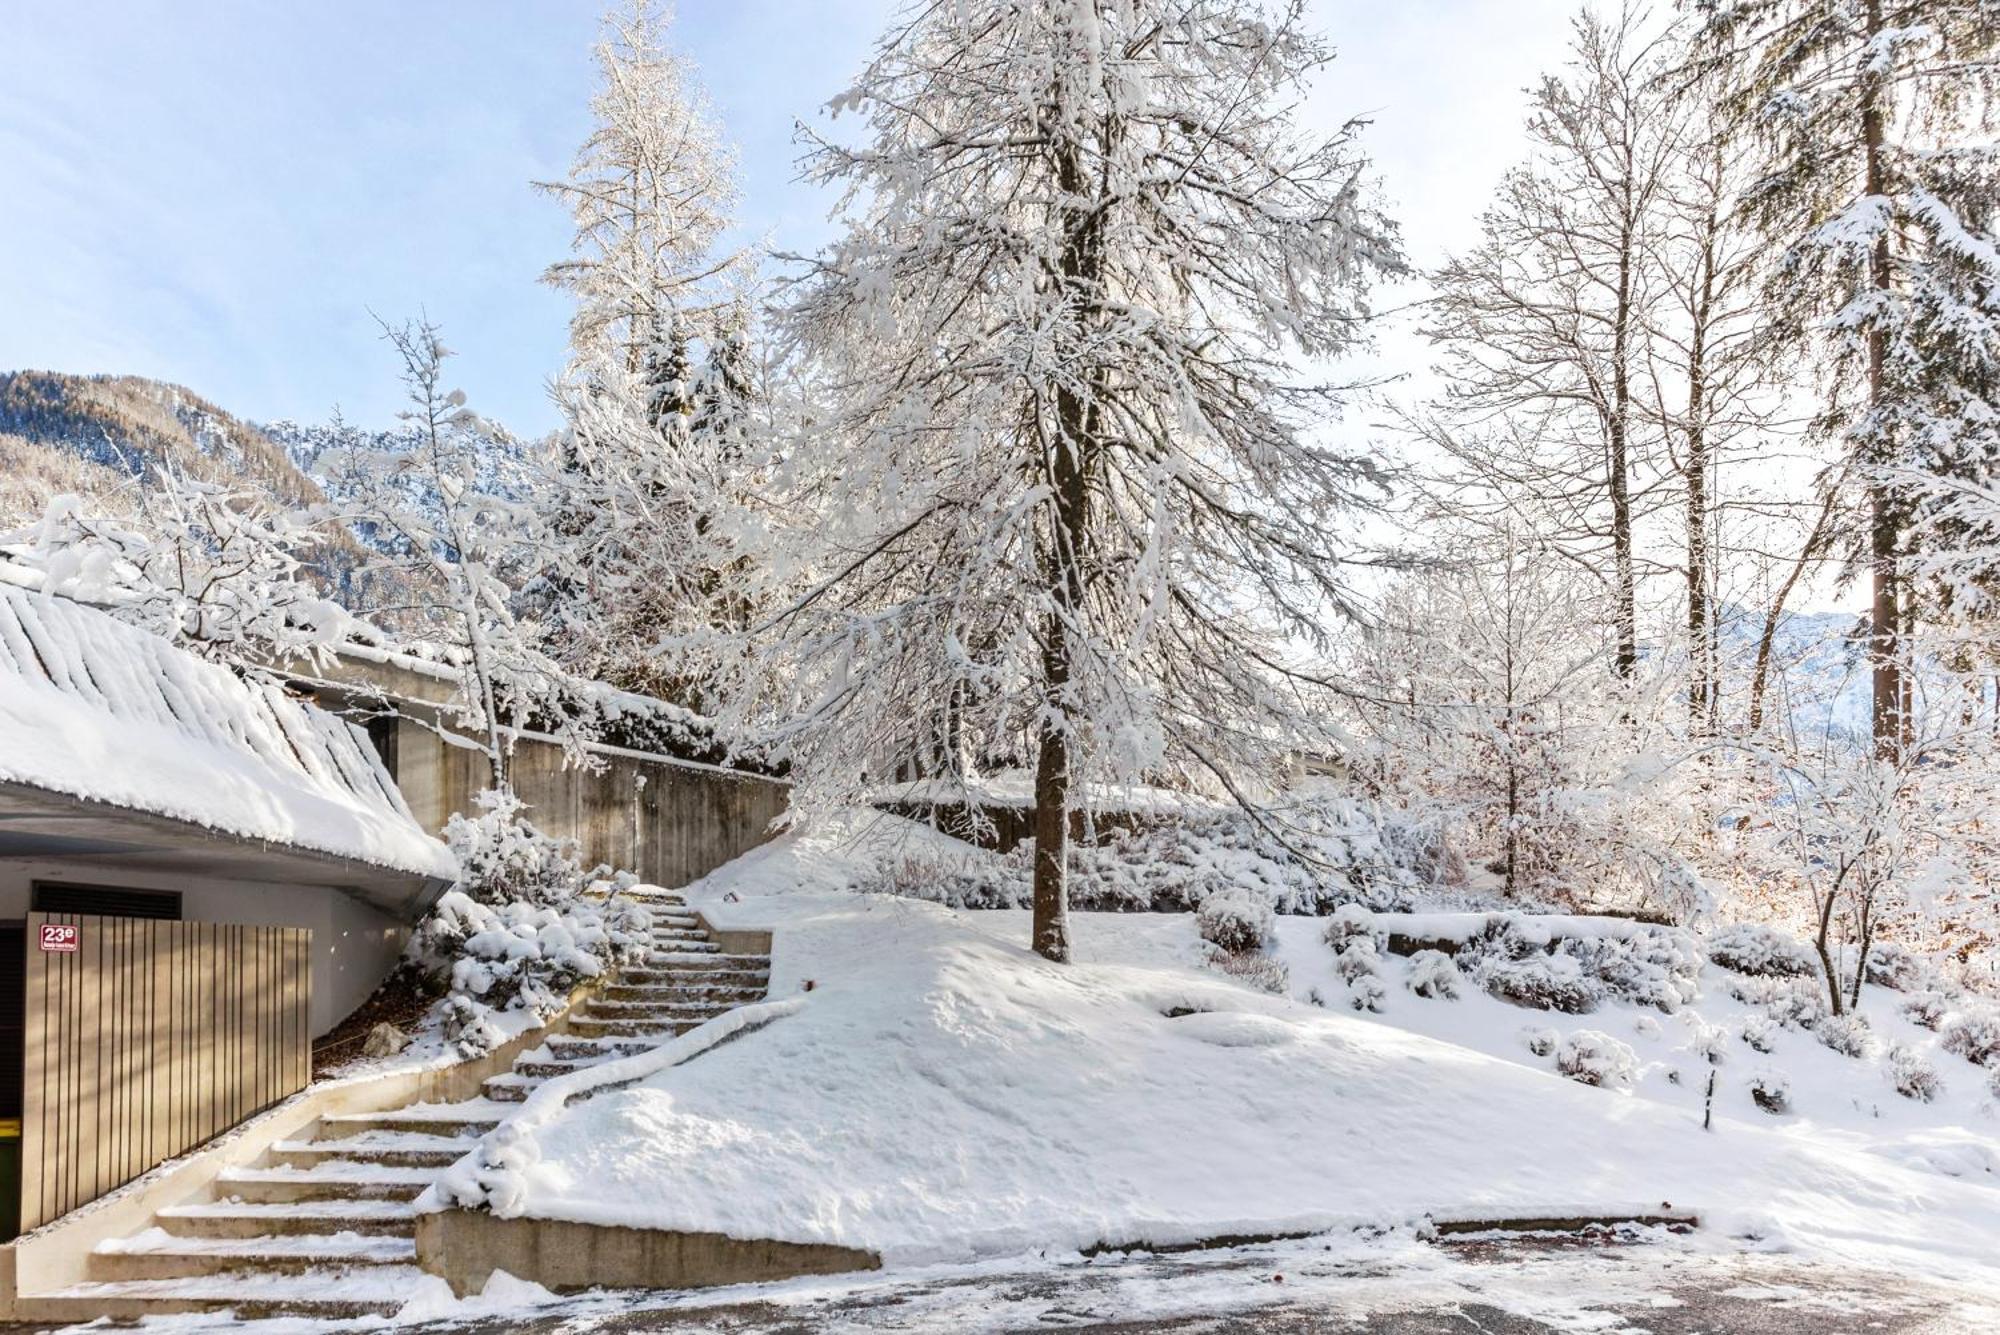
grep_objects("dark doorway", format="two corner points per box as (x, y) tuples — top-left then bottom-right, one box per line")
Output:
(30, 883), (183, 921)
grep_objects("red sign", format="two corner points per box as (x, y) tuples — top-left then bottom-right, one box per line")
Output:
(38, 923), (79, 953)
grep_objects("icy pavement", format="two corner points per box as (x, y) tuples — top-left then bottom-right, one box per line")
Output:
(30, 1231), (1997, 1334)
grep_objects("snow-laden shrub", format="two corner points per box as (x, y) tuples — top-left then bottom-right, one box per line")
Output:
(1334, 934), (1381, 982)
(867, 793), (1423, 914)
(1708, 923), (1819, 980)
(1210, 949), (1290, 996)
(1816, 1014), (1871, 1059)
(1679, 1015), (1728, 1065)
(1197, 887), (1274, 954)
(1556, 1030), (1639, 1089)
(1633, 1014), (1662, 1039)
(1457, 919), (1699, 1015)
(1741, 1013), (1777, 1053)
(1902, 991), (1949, 1031)
(1322, 903), (1378, 950)
(1522, 1026), (1559, 1058)
(1407, 949), (1462, 1000)
(1726, 974), (1832, 1033)
(1750, 1068), (1791, 1113)
(1348, 973), (1387, 1013)
(1330, 934), (1386, 1011)
(442, 789), (584, 907)
(407, 795), (651, 1056)
(1479, 952), (1602, 1014)
(1865, 942), (1931, 993)
(1941, 1008), (2000, 1068)
(1888, 1045), (1944, 1102)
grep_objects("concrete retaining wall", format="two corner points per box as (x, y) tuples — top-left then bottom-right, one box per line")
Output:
(375, 716), (789, 891)
(415, 1209), (880, 1296)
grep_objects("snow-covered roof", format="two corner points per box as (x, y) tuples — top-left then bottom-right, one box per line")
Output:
(0, 585), (456, 882)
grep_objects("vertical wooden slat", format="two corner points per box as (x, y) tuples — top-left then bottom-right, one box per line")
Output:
(17, 912), (314, 1230)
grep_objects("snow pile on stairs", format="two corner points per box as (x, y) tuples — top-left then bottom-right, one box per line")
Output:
(484, 812), (2000, 1286)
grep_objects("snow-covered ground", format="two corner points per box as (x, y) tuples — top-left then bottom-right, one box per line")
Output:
(465, 812), (2000, 1291)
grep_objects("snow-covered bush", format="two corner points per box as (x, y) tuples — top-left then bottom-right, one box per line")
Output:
(1322, 903), (1379, 950)
(1479, 952), (1602, 1014)
(1457, 919), (1699, 1015)
(1197, 887), (1274, 954)
(1406, 949), (1462, 1000)
(443, 790), (587, 907)
(1555, 1030), (1639, 1089)
(406, 792), (651, 1055)
(1888, 1045), (1944, 1102)
(1679, 1015), (1728, 1065)
(1750, 1068), (1791, 1114)
(1816, 1014), (1871, 1060)
(865, 796), (1422, 915)
(1348, 973), (1388, 1013)
(1941, 1008), (2000, 1068)
(1865, 942), (1931, 992)
(1902, 991), (1949, 1031)
(1522, 1026), (1559, 1058)
(1707, 923), (1820, 980)
(1333, 934), (1387, 1012)
(1726, 974), (1832, 1033)
(1209, 949), (1290, 996)
(1741, 1014), (1777, 1053)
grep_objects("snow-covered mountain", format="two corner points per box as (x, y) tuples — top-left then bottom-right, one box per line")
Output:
(0, 370), (329, 523)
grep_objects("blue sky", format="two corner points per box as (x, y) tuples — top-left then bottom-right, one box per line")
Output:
(0, 1), (1575, 436)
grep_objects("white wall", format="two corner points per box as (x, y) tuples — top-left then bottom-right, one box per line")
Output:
(0, 862), (407, 1036)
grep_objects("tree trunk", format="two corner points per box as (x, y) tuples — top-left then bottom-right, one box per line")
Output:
(1749, 491), (1837, 734)
(1862, 0), (1907, 759)
(1685, 219), (1714, 734)
(1610, 212), (1638, 682)
(1030, 118), (1103, 965)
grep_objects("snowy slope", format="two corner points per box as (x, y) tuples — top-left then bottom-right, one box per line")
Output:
(479, 814), (2000, 1285)
(0, 585), (455, 879)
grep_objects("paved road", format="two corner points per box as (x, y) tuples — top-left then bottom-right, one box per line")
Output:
(14, 1232), (1994, 1333)
(404, 1232), (2000, 1334)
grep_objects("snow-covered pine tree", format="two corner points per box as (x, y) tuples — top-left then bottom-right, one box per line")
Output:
(531, 0), (757, 699)
(534, 0), (740, 371)
(1692, 0), (2000, 757)
(760, 0), (1403, 962)
(1420, 3), (1683, 684)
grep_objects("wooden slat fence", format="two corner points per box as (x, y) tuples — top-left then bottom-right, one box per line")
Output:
(19, 912), (311, 1232)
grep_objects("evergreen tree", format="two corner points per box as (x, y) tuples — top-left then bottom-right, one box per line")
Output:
(752, 0), (1402, 961)
(1693, 0), (2000, 755)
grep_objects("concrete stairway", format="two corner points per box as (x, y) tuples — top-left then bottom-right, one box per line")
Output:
(33, 890), (771, 1321)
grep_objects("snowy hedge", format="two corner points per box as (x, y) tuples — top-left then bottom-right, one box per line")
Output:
(869, 795), (1420, 916)
(1707, 923), (1821, 980)
(1454, 917), (1701, 1015)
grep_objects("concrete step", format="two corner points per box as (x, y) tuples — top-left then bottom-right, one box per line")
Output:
(583, 998), (738, 1019)
(566, 1016), (705, 1040)
(646, 941), (723, 957)
(601, 982), (766, 1003)
(315, 1103), (503, 1140)
(544, 1035), (661, 1062)
(629, 953), (769, 974)
(24, 1268), (422, 1320)
(270, 1132), (468, 1169)
(156, 1199), (418, 1239)
(89, 1232), (416, 1281)
(616, 966), (769, 987)
(215, 1166), (439, 1204)
(484, 1076), (538, 1104)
